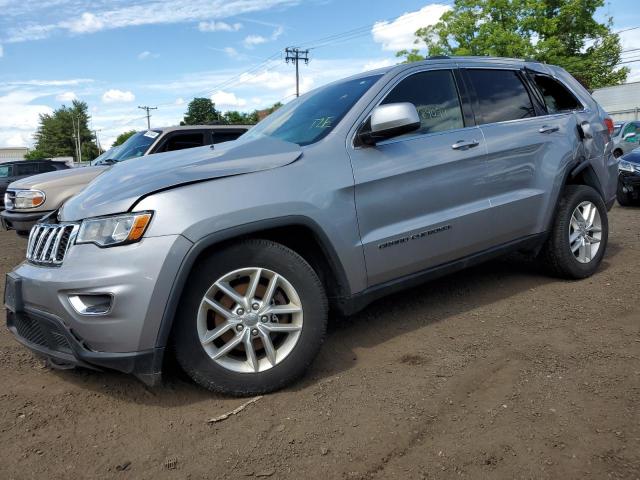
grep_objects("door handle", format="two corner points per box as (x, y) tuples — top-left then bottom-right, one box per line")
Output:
(539, 125), (559, 134)
(451, 140), (480, 150)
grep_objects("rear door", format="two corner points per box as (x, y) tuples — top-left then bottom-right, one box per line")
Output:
(348, 67), (492, 286)
(462, 66), (578, 242)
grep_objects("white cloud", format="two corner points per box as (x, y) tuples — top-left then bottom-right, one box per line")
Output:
(243, 25), (283, 48)
(372, 4), (450, 52)
(137, 50), (159, 60)
(243, 34), (267, 48)
(5, 0), (297, 42)
(56, 91), (77, 102)
(0, 44), (3, 58)
(62, 12), (104, 33)
(0, 89), (53, 147)
(224, 46), (240, 58)
(198, 21), (242, 32)
(211, 90), (247, 108)
(101, 89), (135, 103)
(175, 97), (185, 106)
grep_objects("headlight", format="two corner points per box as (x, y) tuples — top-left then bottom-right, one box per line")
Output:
(76, 211), (153, 247)
(12, 190), (46, 209)
(619, 160), (639, 173)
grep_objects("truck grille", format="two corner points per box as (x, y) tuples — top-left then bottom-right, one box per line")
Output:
(26, 223), (79, 266)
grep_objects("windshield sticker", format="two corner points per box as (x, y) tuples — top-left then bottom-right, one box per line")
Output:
(311, 117), (334, 129)
(144, 131), (160, 139)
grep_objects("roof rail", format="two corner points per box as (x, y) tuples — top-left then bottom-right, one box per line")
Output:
(427, 55), (450, 60)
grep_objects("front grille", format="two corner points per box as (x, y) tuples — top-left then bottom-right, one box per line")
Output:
(26, 223), (79, 266)
(12, 314), (73, 354)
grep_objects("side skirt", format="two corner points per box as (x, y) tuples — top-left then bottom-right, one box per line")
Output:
(333, 232), (547, 316)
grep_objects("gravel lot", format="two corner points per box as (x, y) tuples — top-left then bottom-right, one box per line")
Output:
(1, 206), (639, 480)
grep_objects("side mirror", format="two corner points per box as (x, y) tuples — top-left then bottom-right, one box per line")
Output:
(624, 132), (637, 142)
(359, 102), (421, 145)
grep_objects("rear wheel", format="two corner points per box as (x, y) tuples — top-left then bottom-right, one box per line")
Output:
(174, 239), (327, 395)
(539, 185), (608, 279)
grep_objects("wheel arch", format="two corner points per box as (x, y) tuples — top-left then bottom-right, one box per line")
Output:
(154, 216), (351, 349)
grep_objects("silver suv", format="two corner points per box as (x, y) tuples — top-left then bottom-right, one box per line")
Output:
(4, 57), (618, 395)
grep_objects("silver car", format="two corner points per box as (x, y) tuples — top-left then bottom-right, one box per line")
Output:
(5, 57), (618, 395)
(611, 121), (640, 158)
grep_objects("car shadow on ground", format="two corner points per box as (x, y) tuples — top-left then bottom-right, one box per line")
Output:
(49, 240), (623, 405)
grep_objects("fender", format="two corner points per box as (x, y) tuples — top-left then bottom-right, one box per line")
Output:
(153, 215), (351, 349)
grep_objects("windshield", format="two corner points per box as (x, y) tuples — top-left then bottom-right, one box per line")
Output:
(242, 74), (382, 146)
(109, 130), (161, 162)
(0, 165), (9, 178)
(91, 146), (120, 165)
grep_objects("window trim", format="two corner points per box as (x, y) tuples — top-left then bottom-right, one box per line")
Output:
(351, 66), (474, 149)
(461, 67), (539, 127)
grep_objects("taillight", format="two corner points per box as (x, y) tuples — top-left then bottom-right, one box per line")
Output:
(604, 117), (614, 136)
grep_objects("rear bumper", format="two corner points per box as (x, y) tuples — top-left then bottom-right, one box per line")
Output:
(1, 209), (49, 233)
(6, 307), (164, 385)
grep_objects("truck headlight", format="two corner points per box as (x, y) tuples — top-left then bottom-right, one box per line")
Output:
(12, 190), (46, 209)
(76, 211), (153, 247)
(619, 160), (637, 173)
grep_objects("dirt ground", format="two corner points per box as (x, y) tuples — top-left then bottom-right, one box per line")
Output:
(0, 206), (639, 480)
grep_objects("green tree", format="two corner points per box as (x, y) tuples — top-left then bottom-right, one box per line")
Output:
(181, 97), (222, 125)
(222, 110), (259, 125)
(112, 130), (137, 147)
(397, 0), (628, 89)
(27, 100), (99, 161)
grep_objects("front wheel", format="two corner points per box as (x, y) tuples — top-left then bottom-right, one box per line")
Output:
(617, 181), (633, 206)
(539, 185), (608, 279)
(174, 239), (328, 396)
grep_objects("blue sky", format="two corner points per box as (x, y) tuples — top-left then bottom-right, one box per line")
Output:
(1, 0), (639, 149)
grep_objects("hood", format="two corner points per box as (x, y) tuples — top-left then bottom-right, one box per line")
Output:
(9, 166), (107, 190)
(60, 136), (302, 220)
(623, 149), (640, 165)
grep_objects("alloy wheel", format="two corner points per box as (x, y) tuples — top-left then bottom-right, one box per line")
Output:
(197, 267), (303, 373)
(569, 201), (602, 264)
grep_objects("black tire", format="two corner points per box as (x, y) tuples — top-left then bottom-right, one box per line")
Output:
(538, 185), (608, 279)
(616, 181), (633, 206)
(613, 149), (623, 159)
(173, 239), (328, 396)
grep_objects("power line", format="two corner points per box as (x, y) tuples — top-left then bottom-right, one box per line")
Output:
(138, 105), (157, 129)
(284, 47), (310, 97)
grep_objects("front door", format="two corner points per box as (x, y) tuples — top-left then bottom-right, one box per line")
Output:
(348, 68), (492, 287)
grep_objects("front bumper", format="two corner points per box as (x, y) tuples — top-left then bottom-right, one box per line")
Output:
(5, 234), (192, 383)
(6, 307), (163, 385)
(0, 209), (50, 233)
(619, 171), (640, 198)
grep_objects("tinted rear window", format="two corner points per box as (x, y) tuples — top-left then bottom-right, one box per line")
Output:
(467, 69), (535, 124)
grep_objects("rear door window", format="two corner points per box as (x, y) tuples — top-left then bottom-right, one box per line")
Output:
(15, 162), (39, 176)
(381, 69), (465, 135)
(159, 132), (206, 152)
(466, 69), (535, 124)
(38, 163), (56, 173)
(213, 130), (247, 144)
(532, 75), (581, 113)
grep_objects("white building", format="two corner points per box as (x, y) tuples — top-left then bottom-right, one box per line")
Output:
(0, 147), (29, 163)
(592, 82), (640, 122)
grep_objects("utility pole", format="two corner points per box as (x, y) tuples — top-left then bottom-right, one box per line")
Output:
(284, 47), (310, 98)
(94, 129), (103, 154)
(138, 105), (157, 129)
